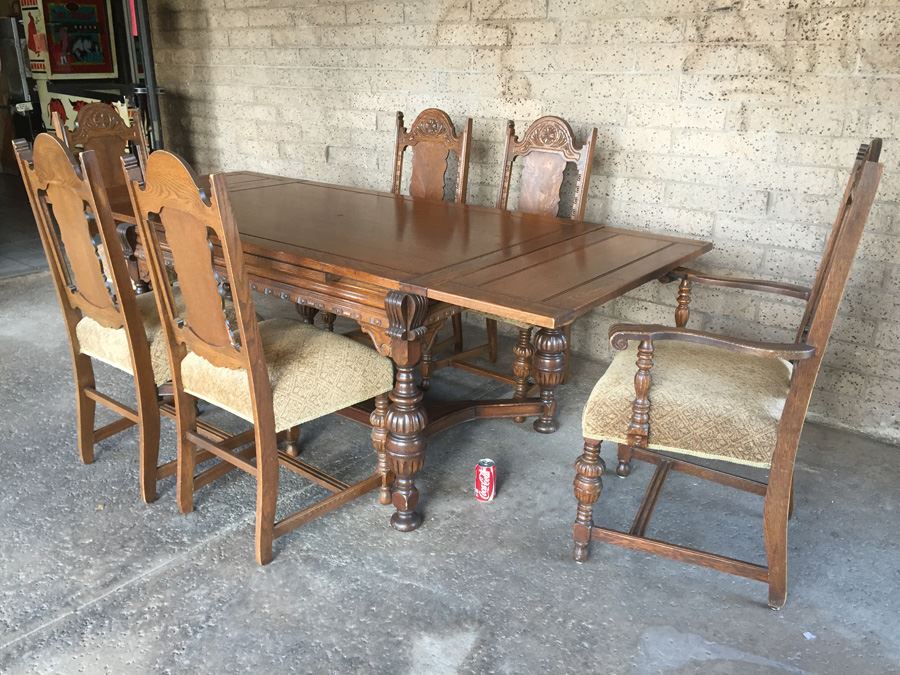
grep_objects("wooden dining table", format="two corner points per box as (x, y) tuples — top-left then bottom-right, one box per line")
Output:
(107, 170), (712, 532)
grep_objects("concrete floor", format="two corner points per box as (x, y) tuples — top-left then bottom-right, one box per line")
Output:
(1, 271), (899, 674)
(0, 174), (46, 280)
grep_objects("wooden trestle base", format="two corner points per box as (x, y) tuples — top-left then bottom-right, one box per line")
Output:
(336, 395), (546, 438)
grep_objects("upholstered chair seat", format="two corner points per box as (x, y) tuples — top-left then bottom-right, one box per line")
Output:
(582, 341), (792, 468)
(75, 291), (173, 386)
(181, 318), (394, 432)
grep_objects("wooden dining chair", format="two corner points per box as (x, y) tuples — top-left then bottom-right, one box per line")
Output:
(572, 140), (883, 608)
(54, 102), (152, 292)
(429, 115), (597, 408)
(127, 150), (396, 565)
(358, 108), (471, 387)
(392, 108), (472, 203)
(53, 102), (150, 189)
(13, 133), (173, 502)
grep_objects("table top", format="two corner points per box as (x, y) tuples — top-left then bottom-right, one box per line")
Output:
(110, 171), (711, 328)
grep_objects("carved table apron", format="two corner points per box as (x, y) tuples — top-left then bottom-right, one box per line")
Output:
(109, 171), (712, 532)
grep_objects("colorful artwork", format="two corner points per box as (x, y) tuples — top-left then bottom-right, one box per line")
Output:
(42, 0), (116, 77)
(21, 3), (50, 76)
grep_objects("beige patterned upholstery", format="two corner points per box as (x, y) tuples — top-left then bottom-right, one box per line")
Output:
(75, 292), (171, 386)
(181, 318), (394, 432)
(582, 341), (793, 468)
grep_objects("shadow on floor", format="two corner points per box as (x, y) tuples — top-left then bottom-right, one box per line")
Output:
(0, 173), (46, 280)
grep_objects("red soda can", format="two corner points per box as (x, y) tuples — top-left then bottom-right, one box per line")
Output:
(475, 459), (497, 502)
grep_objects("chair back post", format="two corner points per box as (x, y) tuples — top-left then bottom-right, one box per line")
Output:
(796, 140), (881, 343)
(496, 120), (518, 212)
(495, 115), (598, 220)
(392, 108), (471, 203)
(768, 142), (883, 502)
(50, 110), (68, 144)
(125, 152), (274, 428)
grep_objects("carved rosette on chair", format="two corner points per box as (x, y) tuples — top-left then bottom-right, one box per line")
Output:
(384, 291), (429, 531)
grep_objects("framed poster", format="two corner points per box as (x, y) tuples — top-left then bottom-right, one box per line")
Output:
(41, 0), (117, 78)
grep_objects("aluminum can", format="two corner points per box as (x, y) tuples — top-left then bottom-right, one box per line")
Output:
(475, 458), (497, 502)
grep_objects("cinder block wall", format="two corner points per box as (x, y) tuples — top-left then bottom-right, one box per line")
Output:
(149, 0), (900, 441)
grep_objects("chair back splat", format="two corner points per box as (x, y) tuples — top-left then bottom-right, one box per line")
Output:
(54, 102), (150, 190)
(497, 115), (597, 221)
(392, 108), (472, 203)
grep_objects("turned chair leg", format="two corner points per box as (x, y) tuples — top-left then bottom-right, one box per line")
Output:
(573, 438), (604, 562)
(370, 393), (392, 505)
(281, 425), (301, 458)
(73, 354), (96, 464)
(512, 326), (534, 423)
(254, 426), (280, 566)
(322, 312), (336, 332)
(485, 318), (498, 363)
(561, 324), (573, 384)
(451, 313), (464, 353)
(176, 391), (198, 514)
(675, 278), (692, 328)
(420, 330), (441, 392)
(616, 443), (634, 477)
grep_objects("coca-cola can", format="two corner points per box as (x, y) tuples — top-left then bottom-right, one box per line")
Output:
(475, 458), (497, 502)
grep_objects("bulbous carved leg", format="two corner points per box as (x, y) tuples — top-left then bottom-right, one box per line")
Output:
(370, 393), (392, 505)
(512, 327), (533, 423)
(573, 438), (603, 562)
(619, 339), (654, 477)
(675, 278), (692, 328)
(532, 328), (568, 434)
(296, 305), (318, 325)
(384, 292), (429, 532)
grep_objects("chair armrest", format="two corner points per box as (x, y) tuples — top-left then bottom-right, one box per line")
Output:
(663, 267), (810, 301)
(608, 324), (816, 361)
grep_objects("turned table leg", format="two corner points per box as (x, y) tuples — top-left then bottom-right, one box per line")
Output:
(384, 291), (429, 532)
(532, 327), (568, 434)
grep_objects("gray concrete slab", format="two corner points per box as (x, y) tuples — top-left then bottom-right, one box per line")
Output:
(1, 273), (898, 673)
